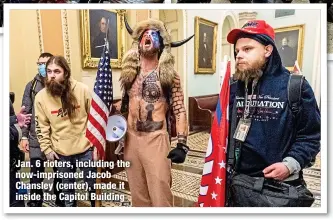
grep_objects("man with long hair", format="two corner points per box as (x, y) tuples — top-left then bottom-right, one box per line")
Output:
(34, 56), (96, 207)
(21, 52), (66, 207)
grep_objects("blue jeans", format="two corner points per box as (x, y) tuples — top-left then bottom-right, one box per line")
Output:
(57, 149), (96, 207)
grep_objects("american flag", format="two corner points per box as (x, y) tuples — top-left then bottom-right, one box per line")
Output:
(86, 46), (113, 160)
(197, 61), (231, 207)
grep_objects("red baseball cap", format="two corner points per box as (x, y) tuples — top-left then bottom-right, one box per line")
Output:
(227, 20), (275, 44)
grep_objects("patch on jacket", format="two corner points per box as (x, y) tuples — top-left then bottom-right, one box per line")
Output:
(236, 94), (286, 121)
(51, 106), (80, 118)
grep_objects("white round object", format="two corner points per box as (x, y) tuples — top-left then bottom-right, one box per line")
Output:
(106, 114), (127, 142)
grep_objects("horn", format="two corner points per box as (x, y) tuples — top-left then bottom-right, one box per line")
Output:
(171, 35), (194, 48)
(124, 16), (133, 35)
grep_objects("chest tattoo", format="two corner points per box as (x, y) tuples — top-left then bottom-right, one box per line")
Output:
(136, 104), (163, 132)
(142, 72), (161, 104)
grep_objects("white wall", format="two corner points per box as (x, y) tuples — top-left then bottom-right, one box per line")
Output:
(185, 10), (238, 97)
(185, 9), (320, 98)
(255, 9), (321, 87)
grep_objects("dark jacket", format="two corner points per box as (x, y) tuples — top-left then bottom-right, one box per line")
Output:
(10, 100), (23, 170)
(21, 74), (45, 159)
(229, 35), (320, 177)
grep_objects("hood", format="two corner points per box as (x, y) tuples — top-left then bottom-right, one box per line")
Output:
(34, 73), (44, 82)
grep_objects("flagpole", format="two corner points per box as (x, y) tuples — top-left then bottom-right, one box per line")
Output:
(95, 18), (110, 208)
(197, 57), (231, 207)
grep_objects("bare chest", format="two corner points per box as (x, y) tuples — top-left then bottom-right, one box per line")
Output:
(128, 71), (165, 103)
(127, 71), (168, 133)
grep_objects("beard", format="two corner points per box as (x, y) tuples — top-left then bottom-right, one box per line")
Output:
(46, 79), (65, 97)
(140, 46), (159, 58)
(234, 58), (266, 82)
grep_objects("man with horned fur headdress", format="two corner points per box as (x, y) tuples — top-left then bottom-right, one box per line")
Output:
(115, 18), (193, 207)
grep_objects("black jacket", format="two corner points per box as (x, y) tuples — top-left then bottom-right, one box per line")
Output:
(10, 100), (23, 170)
(21, 74), (45, 159)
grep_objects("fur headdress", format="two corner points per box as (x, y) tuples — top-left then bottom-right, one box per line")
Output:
(120, 18), (193, 91)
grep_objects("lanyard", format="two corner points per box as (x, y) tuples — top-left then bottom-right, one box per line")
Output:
(243, 79), (258, 119)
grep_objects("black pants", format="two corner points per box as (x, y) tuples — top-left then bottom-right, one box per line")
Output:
(53, 166), (65, 207)
(10, 168), (25, 207)
(27, 158), (65, 207)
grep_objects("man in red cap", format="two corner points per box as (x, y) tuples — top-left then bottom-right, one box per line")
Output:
(226, 20), (320, 207)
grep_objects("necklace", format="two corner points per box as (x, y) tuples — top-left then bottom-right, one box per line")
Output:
(140, 65), (158, 79)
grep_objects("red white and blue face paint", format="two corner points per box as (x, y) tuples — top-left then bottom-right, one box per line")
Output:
(140, 29), (161, 51)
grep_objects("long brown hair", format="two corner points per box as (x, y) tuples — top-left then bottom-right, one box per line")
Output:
(46, 56), (78, 122)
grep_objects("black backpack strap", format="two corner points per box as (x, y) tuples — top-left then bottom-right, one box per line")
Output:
(227, 81), (239, 169)
(30, 78), (38, 103)
(287, 74), (304, 117)
(287, 74), (316, 168)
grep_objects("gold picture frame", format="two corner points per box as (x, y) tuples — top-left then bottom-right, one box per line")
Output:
(194, 16), (218, 74)
(80, 9), (126, 69)
(274, 24), (305, 71)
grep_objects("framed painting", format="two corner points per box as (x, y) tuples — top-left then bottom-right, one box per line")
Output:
(194, 16), (218, 74)
(80, 9), (125, 69)
(274, 24), (305, 71)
